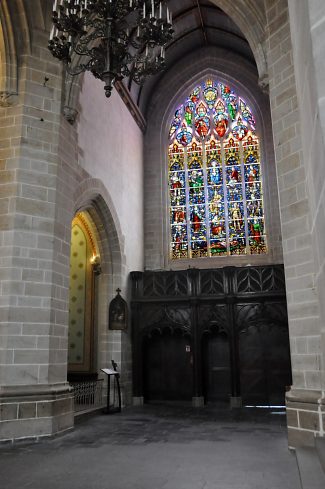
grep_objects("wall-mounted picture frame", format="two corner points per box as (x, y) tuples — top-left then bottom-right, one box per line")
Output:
(109, 289), (128, 331)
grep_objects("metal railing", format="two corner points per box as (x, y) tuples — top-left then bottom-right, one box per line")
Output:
(70, 379), (104, 413)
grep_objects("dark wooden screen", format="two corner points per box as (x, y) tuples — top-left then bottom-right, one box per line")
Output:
(131, 266), (292, 406)
(203, 332), (231, 403)
(144, 330), (193, 401)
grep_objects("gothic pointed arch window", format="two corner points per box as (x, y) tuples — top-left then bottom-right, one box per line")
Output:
(168, 79), (267, 259)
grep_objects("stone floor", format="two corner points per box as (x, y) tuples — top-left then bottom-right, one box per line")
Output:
(0, 404), (302, 489)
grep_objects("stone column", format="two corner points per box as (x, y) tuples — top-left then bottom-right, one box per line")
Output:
(0, 30), (74, 442)
(265, 0), (324, 447)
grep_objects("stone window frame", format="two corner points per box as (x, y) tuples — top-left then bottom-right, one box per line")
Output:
(144, 52), (283, 270)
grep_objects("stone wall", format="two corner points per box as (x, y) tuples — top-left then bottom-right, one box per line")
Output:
(77, 74), (144, 275)
(1, 0), (325, 449)
(0, 26), (75, 441)
(0, 17), (143, 441)
(143, 0), (325, 447)
(76, 76), (145, 403)
(265, 0), (324, 446)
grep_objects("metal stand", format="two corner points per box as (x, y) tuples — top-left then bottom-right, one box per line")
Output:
(101, 361), (121, 414)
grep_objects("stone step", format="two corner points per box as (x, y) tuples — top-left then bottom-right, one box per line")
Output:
(295, 446), (325, 489)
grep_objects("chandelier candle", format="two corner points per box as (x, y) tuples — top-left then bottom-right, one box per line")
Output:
(48, 0), (173, 97)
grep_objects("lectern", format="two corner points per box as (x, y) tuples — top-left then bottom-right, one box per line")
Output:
(101, 360), (121, 414)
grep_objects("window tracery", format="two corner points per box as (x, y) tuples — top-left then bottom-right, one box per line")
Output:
(168, 79), (267, 259)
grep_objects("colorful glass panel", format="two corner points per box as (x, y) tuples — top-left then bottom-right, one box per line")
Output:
(239, 98), (255, 129)
(169, 143), (188, 259)
(203, 79), (218, 107)
(187, 140), (207, 258)
(214, 99), (229, 138)
(243, 131), (267, 254)
(168, 79), (267, 259)
(176, 123), (192, 146)
(169, 105), (183, 138)
(232, 116), (248, 141)
(184, 100), (195, 126)
(190, 86), (200, 103)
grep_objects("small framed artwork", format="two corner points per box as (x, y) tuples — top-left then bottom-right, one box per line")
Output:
(109, 288), (128, 331)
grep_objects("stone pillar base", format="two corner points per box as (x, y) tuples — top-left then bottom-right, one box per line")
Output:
(230, 396), (242, 408)
(286, 388), (325, 448)
(0, 383), (74, 443)
(192, 396), (205, 407)
(132, 396), (144, 406)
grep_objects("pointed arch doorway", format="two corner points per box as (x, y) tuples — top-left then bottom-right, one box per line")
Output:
(67, 212), (101, 381)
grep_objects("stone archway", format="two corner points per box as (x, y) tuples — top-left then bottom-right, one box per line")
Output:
(144, 46), (280, 270)
(0, 0), (47, 106)
(73, 178), (131, 404)
(74, 178), (126, 284)
(209, 0), (268, 87)
(0, 1), (19, 105)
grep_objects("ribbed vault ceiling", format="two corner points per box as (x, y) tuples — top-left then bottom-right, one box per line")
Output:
(2, 0), (261, 120)
(132, 0), (257, 114)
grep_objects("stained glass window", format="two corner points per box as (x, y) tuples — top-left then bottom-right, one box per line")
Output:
(168, 79), (267, 259)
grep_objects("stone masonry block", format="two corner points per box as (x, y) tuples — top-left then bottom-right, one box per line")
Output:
(0, 417), (53, 440)
(287, 401), (319, 412)
(305, 371), (322, 390)
(13, 349), (49, 365)
(52, 412), (74, 433)
(286, 408), (298, 427)
(0, 403), (18, 421)
(18, 402), (36, 419)
(299, 410), (320, 431)
(287, 426), (315, 448)
(36, 401), (53, 418)
(15, 198), (55, 219)
(7, 336), (37, 349)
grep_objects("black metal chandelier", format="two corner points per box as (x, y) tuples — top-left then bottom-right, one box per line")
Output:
(48, 0), (173, 97)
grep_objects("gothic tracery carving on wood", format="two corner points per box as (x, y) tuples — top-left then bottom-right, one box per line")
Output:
(235, 266), (286, 293)
(143, 271), (189, 297)
(131, 265), (291, 404)
(199, 269), (225, 295)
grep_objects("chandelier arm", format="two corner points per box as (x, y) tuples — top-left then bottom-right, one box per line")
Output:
(65, 60), (90, 77)
(72, 45), (97, 57)
(48, 0), (173, 98)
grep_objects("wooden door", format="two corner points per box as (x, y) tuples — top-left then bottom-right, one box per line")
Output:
(144, 331), (193, 401)
(239, 323), (291, 405)
(263, 325), (292, 405)
(203, 332), (232, 403)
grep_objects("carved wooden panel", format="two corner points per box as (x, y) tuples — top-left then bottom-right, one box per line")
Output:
(235, 302), (288, 333)
(144, 332), (193, 401)
(142, 271), (189, 298)
(131, 265), (290, 405)
(235, 266), (286, 294)
(199, 304), (228, 336)
(132, 265), (286, 299)
(202, 332), (231, 403)
(235, 302), (291, 405)
(198, 269), (226, 296)
(139, 304), (191, 337)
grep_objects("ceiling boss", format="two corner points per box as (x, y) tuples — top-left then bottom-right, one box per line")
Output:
(48, 0), (174, 97)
